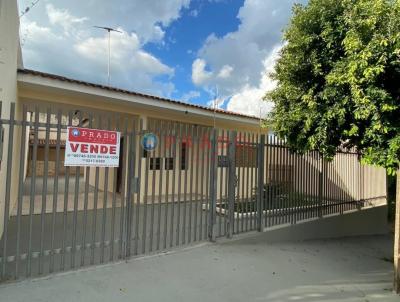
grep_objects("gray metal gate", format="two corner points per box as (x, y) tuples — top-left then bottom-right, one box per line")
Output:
(0, 102), (387, 282)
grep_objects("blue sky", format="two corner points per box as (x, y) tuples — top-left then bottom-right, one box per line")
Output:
(18, 0), (305, 116)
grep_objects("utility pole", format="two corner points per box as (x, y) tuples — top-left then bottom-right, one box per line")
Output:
(93, 26), (122, 86)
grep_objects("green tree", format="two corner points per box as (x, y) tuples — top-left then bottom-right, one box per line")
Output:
(266, 0), (400, 292)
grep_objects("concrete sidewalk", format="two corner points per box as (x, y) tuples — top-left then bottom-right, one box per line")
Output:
(0, 233), (397, 302)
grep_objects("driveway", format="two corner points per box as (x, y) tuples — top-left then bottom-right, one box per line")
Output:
(0, 233), (397, 302)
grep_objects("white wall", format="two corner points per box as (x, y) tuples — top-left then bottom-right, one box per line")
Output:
(0, 0), (22, 237)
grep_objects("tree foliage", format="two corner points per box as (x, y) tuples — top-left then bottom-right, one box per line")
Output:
(267, 0), (400, 174)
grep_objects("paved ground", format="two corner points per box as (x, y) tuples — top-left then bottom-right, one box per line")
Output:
(0, 233), (397, 302)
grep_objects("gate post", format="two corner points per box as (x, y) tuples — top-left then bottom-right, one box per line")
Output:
(257, 135), (266, 231)
(227, 131), (237, 238)
(208, 129), (218, 241)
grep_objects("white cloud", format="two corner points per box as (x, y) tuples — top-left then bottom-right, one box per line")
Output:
(191, 0), (303, 115)
(217, 65), (233, 79)
(74, 29), (173, 77)
(192, 58), (213, 85)
(20, 2), (177, 97)
(226, 45), (281, 117)
(46, 4), (88, 36)
(181, 90), (200, 102)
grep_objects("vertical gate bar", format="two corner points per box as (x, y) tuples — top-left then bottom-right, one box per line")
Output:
(120, 117), (128, 257)
(342, 153), (346, 213)
(277, 136), (282, 225)
(61, 111), (73, 271)
(125, 131), (136, 258)
(301, 150), (306, 221)
(253, 133), (259, 229)
(282, 144), (287, 223)
(100, 116), (112, 263)
(71, 111), (83, 269)
(187, 125), (195, 243)
(208, 128), (218, 241)
(175, 124), (182, 246)
(330, 156), (332, 215)
(266, 135), (271, 227)
(332, 154), (334, 215)
(141, 120), (150, 254)
(227, 130), (236, 238)
(109, 114), (120, 262)
(292, 151), (297, 224)
(252, 134), (257, 228)
(311, 152), (316, 218)
(311, 152), (315, 219)
(321, 155), (330, 217)
(303, 149), (308, 221)
(345, 153), (348, 209)
(204, 128), (211, 239)
(283, 141), (287, 222)
(240, 133), (245, 233)
(341, 153), (345, 214)
(199, 127), (205, 241)
(218, 129), (224, 237)
(2, 103), (15, 279)
(193, 126), (200, 242)
(133, 119), (142, 256)
(257, 134), (266, 231)
(156, 121), (164, 251)
(270, 135), (275, 226)
(182, 125), (189, 245)
(306, 151), (311, 219)
(303, 151), (307, 220)
(90, 113), (102, 265)
(264, 136), (268, 227)
(297, 152), (302, 222)
(318, 154), (323, 218)
(39, 107), (51, 275)
(251, 133), (256, 230)
(245, 133), (250, 232)
(328, 155), (332, 215)
(124, 130), (133, 258)
(274, 135), (279, 226)
(348, 153), (351, 210)
(315, 153), (319, 217)
(284, 146), (289, 224)
(80, 113), (93, 267)
(275, 137), (280, 224)
(15, 105), (27, 279)
(296, 149), (301, 222)
(321, 155), (324, 217)
(130, 119), (140, 257)
(340, 153), (344, 214)
(232, 132), (238, 234)
(149, 120), (156, 252)
(50, 109), (62, 273)
(344, 153), (348, 212)
(163, 122), (171, 249)
(27, 106), (40, 277)
(168, 123), (177, 248)
(288, 149), (294, 224)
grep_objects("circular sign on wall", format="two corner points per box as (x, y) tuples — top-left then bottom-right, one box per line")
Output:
(141, 133), (158, 151)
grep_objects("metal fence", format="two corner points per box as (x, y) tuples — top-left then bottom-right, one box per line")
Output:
(0, 102), (387, 282)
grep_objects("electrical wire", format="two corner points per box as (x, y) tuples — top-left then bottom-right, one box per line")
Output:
(20, 0), (41, 18)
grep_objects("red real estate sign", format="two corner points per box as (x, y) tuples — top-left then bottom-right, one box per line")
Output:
(64, 127), (120, 167)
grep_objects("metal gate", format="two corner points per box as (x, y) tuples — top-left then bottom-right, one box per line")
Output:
(0, 102), (387, 282)
(0, 103), (251, 281)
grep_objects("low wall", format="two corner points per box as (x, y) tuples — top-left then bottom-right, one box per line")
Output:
(260, 205), (390, 242)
